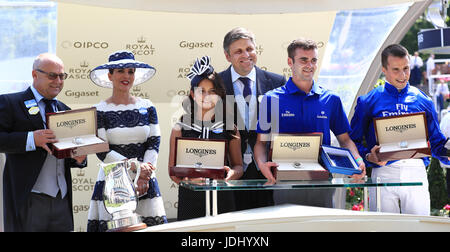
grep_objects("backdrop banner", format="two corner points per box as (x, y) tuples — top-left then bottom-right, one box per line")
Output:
(57, 2), (335, 231)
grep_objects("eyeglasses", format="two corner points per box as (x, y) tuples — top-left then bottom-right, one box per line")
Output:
(35, 69), (68, 80)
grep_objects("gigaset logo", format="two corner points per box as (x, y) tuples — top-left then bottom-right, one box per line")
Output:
(179, 41), (214, 50)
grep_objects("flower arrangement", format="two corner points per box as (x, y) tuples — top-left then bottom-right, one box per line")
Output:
(346, 188), (364, 211)
(440, 204), (450, 217)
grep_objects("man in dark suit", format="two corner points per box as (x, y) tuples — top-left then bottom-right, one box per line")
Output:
(219, 27), (285, 210)
(0, 53), (86, 232)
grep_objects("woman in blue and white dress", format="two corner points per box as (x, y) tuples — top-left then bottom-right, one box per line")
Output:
(87, 51), (167, 232)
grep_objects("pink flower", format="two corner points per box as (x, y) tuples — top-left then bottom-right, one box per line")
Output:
(349, 189), (355, 197)
(444, 204), (450, 211)
(352, 203), (364, 211)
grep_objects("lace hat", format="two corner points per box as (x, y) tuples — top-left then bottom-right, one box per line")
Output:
(89, 50), (156, 88)
(186, 56), (214, 87)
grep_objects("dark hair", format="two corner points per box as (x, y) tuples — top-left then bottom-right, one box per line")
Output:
(223, 27), (256, 54)
(381, 44), (409, 69)
(287, 38), (318, 60)
(108, 68), (136, 74)
(180, 72), (238, 139)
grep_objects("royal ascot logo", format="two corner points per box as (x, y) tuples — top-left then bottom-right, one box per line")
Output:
(255, 45), (264, 55)
(72, 173), (96, 193)
(56, 118), (86, 129)
(125, 36), (155, 55)
(178, 60), (195, 79)
(67, 61), (92, 80)
(130, 86), (151, 99)
(385, 124), (416, 133)
(179, 40), (214, 50)
(61, 40), (109, 49)
(76, 168), (85, 177)
(282, 67), (292, 79)
(185, 148), (217, 158)
(280, 142), (310, 151)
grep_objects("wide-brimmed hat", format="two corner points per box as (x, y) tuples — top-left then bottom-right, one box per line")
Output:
(89, 50), (156, 88)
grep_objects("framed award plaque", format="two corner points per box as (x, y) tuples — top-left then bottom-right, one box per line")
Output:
(320, 145), (362, 176)
(269, 133), (329, 181)
(170, 137), (227, 180)
(373, 112), (431, 161)
(46, 107), (109, 159)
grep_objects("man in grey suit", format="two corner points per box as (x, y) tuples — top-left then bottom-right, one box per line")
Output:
(219, 27), (285, 210)
(0, 53), (86, 231)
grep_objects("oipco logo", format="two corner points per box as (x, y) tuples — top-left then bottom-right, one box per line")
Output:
(61, 40), (109, 49)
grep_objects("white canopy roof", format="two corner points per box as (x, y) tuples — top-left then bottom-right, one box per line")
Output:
(53, 0), (421, 14)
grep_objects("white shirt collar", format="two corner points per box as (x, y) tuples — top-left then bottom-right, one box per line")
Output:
(231, 66), (256, 84)
(30, 85), (57, 103)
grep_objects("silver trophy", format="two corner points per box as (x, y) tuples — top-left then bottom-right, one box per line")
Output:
(101, 158), (147, 232)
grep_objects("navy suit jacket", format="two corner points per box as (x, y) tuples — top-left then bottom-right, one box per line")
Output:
(0, 87), (86, 231)
(219, 66), (285, 159)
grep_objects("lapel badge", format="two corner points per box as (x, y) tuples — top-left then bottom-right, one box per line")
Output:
(24, 99), (37, 108)
(28, 106), (40, 115)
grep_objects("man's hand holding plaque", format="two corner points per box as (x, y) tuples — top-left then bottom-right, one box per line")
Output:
(34, 128), (87, 164)
(33, 129), (58, 155)
(373, 112), (431, 162)
(365, 145), (388, 167)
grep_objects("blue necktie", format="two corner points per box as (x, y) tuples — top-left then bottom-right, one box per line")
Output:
(43, 99), (55, 114)
(239, 77), (252, 104)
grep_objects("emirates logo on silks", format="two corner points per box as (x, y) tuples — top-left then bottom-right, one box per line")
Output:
(281, 110), (295, 117)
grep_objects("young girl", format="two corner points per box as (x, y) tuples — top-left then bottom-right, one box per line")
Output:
(168, 56), (243, 220)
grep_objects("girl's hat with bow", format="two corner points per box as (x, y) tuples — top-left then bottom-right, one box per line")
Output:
(186, 56), (214, 87)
